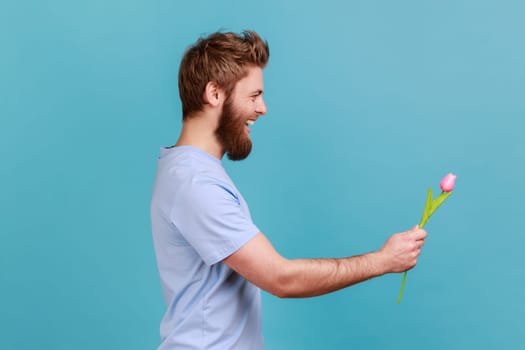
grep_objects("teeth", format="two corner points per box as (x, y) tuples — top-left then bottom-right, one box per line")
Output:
(246, 120), (255, 126)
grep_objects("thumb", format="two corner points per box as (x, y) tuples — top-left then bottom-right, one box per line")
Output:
(404, 225), (419, 235)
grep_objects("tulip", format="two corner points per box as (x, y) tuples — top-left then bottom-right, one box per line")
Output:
(397, 173), (457, 304)
(440, 173), (457, 192)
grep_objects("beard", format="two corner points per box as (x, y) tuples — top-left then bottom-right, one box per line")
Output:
(215, 99), (253, 161)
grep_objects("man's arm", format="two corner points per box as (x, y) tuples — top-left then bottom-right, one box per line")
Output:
(223, 226), (427, 298)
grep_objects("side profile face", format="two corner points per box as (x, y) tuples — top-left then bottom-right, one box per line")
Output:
(215, 66), (267, 160)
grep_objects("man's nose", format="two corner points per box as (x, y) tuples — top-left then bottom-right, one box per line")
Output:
(256, 98), (267, 115)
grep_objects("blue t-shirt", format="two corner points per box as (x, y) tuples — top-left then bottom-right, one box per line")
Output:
(150, 145), (263, 349)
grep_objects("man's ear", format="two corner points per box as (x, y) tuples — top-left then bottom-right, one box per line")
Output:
(203, 81), (223, 107)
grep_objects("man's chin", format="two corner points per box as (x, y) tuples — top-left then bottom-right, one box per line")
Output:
(226, 141), (252, 161)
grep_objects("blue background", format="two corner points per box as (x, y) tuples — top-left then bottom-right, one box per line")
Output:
(2, 0), (524, 349)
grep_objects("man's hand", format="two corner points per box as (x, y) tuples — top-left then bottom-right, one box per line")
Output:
(377, 225), (428, 273)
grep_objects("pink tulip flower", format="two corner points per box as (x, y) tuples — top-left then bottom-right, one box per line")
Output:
(440, 173), (457, 192)
(399, 172), (457, 304)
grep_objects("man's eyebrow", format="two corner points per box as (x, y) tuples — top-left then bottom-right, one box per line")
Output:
(251, 89), (263, 96)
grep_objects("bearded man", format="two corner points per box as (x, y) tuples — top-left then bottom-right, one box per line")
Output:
(150, 30), (427, 350)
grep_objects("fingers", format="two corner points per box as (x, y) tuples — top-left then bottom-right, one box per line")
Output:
(408, 229), (426, 259)
(407, 226), (427, 240)
(413, 237), (426, 261)
(411, 240), (424, 252)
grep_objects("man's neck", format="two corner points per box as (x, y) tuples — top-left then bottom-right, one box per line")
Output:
(175, 116), (224, 160)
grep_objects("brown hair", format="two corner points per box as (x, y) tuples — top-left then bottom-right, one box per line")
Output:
(178, 30), (269, 119)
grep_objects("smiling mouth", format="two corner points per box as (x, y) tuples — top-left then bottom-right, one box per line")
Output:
(245, 119), (255, 134)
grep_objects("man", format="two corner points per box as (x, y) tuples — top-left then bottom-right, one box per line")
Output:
(150, 30), (427, 349)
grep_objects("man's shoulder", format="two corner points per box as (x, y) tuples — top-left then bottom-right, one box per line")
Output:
(155, 146), (241, 205)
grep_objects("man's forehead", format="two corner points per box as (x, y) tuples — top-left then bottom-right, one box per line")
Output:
(236, 67), (264, 91)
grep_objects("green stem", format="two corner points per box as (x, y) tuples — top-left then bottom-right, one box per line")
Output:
(397, 271), (407, 304)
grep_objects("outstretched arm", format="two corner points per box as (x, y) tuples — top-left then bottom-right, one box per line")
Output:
(224, 226), (426, 298)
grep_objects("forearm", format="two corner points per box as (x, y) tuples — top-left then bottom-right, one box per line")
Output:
(275, 252), (388, 298)
(224, 233), (398, 299)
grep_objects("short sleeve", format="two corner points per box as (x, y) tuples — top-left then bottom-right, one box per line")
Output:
(170, 175), (260, 266)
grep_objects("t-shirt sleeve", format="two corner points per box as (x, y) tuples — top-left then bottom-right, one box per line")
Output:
(170, 175), (260, 266)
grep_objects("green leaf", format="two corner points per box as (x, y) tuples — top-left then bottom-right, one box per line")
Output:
(427, 191), (453, 222)
(419, 187), (433, 228)
(434, 191), (453, 210)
